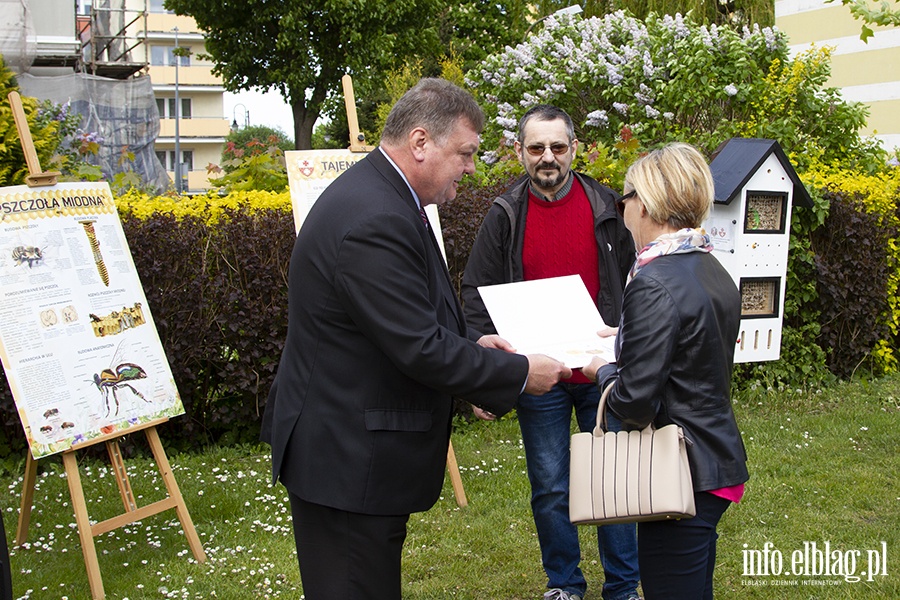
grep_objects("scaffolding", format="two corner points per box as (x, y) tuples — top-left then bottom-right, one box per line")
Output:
(77, 0), (148, 79)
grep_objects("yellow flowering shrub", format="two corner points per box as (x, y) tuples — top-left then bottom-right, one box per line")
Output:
(115, 189), (292, 224)
(801, 163), (900, 372)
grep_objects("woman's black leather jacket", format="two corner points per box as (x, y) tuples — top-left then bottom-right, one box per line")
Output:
(595, 251), (749, 492)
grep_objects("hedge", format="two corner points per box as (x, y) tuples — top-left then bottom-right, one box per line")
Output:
(0, 175), (897, 460)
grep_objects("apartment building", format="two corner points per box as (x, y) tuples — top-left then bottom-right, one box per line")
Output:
(12, 0), (229, 192)
(776, 0), (900, 151)
(140, 0), (230, 191)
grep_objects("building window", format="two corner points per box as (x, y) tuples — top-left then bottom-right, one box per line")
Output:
(150, 0), (175, 14)
(158, 150), (194, 172)
(77, 0), (92, 15)
(151, 45), (190, 67)
(156, 98), (192, 119)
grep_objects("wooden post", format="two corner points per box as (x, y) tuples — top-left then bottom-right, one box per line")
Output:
(14, 453), (38, 546)
(7, 91), (61, 187)
(446, 440), (468, 507)
(63, 451), (105, 599)
(341, 75), (375, 153)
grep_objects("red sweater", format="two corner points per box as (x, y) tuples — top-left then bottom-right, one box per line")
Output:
(522, 179), (599, 384)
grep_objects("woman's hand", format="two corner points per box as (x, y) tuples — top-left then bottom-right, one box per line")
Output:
(583, 355), (608, 382)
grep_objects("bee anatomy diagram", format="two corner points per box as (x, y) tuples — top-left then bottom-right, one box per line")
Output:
(12, 245), (44, 268)
(93, 361), (151, 417)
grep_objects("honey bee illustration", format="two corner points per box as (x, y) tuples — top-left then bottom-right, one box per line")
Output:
(93, 362), (150, 417)
(12, 246), (44, 268)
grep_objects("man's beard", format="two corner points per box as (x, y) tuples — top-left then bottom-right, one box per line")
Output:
(530, 161), (567, 190)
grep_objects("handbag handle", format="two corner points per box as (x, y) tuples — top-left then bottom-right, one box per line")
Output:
(594, 384), (693, 446)
(593, 382), (615, 436)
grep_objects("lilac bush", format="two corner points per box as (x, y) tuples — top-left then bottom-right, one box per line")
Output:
(467, 10), (880, 176)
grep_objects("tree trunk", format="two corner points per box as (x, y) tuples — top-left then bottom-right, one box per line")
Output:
(292, 102), (318, 150)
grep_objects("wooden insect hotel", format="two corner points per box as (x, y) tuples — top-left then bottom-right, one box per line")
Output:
(703, 138), (813, 363)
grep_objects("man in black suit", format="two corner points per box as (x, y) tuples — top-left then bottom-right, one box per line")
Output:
(261, 78), (570, 600)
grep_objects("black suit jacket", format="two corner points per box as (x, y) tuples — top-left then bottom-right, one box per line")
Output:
(262, 149), (528, 515)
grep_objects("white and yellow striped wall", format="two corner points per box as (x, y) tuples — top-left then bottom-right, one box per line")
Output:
(776, 0), (900, 151)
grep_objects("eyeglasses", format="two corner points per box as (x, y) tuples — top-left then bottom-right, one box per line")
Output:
(524, 142), (571, 157)
(616, 190), (636, 216)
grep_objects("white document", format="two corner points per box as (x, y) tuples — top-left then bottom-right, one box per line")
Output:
(477, 275), (616, 369)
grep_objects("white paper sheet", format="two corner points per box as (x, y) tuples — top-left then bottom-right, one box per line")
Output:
(477, 275), (616, 369)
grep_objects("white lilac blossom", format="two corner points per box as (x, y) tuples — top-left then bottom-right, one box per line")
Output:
(663, 13), (690, 39)
(643, 52), (656, 78)
(520, 93), (539, 108)
(763, 27), (780, 52)
(635, 91), (653, 105)
(495, 116), (517, 130)
(470, 8), (796, 152)
(585, 110), (609, 128)
(606, 64), (624, 85)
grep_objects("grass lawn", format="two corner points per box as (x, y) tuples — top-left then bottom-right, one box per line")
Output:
(2, 374), (898, 599)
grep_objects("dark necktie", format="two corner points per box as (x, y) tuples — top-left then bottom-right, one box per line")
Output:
(419, 207), (430, 228)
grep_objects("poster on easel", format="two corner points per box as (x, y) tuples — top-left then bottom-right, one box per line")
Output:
(0, 181), (184, 459)
(285, 149), (448, 260)
(285, 149), (368, 233)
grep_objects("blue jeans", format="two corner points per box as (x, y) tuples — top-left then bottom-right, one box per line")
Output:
(518, 382), (640, 600)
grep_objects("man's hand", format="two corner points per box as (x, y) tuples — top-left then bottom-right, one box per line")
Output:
(477, 334), (516, 352)
(524, 354), (572, 395)
(471, 406), (497, 421)
(597, 325), (618, 338)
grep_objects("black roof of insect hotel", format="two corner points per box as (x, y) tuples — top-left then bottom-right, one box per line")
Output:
(708, 138), (813, 209)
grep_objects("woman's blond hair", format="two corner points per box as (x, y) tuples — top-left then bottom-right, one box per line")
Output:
(624, 142), (714, 229)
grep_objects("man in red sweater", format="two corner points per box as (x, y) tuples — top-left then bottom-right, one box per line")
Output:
(461, 105), (640, 600)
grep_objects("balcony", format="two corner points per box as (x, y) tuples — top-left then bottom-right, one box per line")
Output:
(158, 117), (231, 139)
(151, 65), (222, 87)
(146, 13), (201, 36)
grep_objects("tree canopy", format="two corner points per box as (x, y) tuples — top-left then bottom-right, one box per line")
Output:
(164, 0), (442, 149)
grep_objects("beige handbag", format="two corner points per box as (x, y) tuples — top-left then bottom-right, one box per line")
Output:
(569, 383), (696, 525)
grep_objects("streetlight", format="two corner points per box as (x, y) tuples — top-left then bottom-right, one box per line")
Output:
(173, 26), (182, 194)
(231, 103), (250, 131)
(523, 5), (583, 40)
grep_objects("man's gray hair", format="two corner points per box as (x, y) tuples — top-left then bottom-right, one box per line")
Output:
(517, 104), (575, 145)
(381, 78), (484, 146)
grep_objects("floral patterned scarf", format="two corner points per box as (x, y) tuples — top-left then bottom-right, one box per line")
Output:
(627, 227), (713, 286)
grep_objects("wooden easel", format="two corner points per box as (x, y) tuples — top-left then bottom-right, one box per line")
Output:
(340, 76), (468, 508)
(16, 420), (206, 599)
(7, 91), (206, 599)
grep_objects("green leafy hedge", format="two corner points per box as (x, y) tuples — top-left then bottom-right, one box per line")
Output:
(0, 175), (897, 459)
